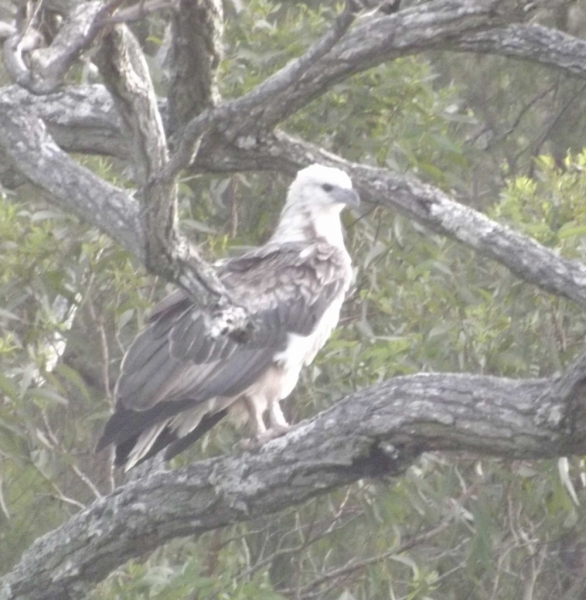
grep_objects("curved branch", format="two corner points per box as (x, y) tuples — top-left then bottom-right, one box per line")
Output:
(6, 7), (586, 169)
(167, 2), (586, 154)
(95, 24), (168, 184)
(4, 5), (586, 161)
(161, 0), (361, 181)
(454, 24), (586, 78)
(3, 348), (586, 600)
(216, 0), (364, 140)
(194, 132), (586, 310)
(9, 1), (579, 185)
(243, 11), (586, 134)
(8, 84), (129, 158)
(0, 88), (145, 257)
(93, 25), (247, 331)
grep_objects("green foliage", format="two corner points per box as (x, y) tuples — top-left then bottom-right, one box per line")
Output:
(0, 191), (152, 571)
(495, 152), (586, 253)
(222, 0), (474, 189)
(3, 1), (586, 599)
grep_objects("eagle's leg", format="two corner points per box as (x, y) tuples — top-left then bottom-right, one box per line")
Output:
(268, 401), (291, 432)
(240, 402), (291, 450)
(238, 395), (267, 450)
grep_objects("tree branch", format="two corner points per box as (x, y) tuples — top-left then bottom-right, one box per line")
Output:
(3, 3), (586, 148)
(101, 0), (177, 24)
(215, 0), (364, 140)
(6, 4), (586, 176)
(167, 2), (586, 153)
(160, 0), (362, 182)
(0, 87), (245, 335)
(94, 24), (247, 332)
(166, 0), (223, 134)
(194, 132), (586, 311)
(454, 24), (586, 78)
(0, 88), (145, 258)
(5, 74), (586, 313)
(3, 347), (586, 600)
(3, 0), (124, 94)
(95, 24), (168, 185)
(6, 84), (129, 158)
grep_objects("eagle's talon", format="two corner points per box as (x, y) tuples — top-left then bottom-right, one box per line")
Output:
(240, 425), (293, 451)
(238, 438), (257, 451)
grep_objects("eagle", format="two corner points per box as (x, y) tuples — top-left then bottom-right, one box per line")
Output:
(96, 164), (359, 470)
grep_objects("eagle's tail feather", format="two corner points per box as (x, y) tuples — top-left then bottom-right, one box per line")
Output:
(123, 420), (170, 471)
(164, 409), (228, 461)
(112, 408), (229, 470)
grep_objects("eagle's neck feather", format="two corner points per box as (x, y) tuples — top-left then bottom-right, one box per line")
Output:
(271, 206), (346, 248)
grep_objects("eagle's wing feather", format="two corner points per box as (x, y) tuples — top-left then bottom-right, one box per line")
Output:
(96, 242), (347, 460)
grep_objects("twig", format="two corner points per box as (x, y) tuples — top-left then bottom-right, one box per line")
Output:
(41, 413), (103, 500)
(87, 297), (111, 398)
(484, 83), (556, 150)
(45, 493), (86, 511)
(20, 0), (45, 42)
(286, 476), (486, 596)
(71, 465), (103, 501)
(235, 509), (363, 582)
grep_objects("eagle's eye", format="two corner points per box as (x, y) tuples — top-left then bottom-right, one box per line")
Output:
(322, 183), (334, 192)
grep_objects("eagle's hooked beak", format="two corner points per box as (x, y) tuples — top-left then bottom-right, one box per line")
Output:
(334, 188), (360, 209)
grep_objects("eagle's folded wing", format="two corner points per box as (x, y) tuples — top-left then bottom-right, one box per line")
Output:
(96, 243), (347, 468)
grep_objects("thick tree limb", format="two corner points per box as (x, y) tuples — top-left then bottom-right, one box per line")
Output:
(0, 85), (130, 159)
(193, 132), (586, 311)
(164, 3), (586, 155)
(454, 24), (586, 77)
(102, 0), (177, 24)
(2, 2), (583, 182)
(215, 0), (364, 141)
(160, 0), (504, 179)
(95, 24), (168, 184)
(0, 89), (145, 258)
(93, 24), (246, 331)
(2, 2), (585, 129)
(6, 3), (581, 180)
(166, 0), (223, 134)
(160, 0), (362, 182)
(1, 19), (243, 330)
(3, 347), (586, 600)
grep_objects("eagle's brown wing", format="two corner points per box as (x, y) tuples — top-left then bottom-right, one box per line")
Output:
(96, 241), (350, 468)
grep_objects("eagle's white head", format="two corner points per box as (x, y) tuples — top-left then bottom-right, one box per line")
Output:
(286, 164), (360, 211)
(273, 164), (359, 246)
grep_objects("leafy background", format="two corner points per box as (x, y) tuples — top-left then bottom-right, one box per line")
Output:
(3, 1), (586, 598)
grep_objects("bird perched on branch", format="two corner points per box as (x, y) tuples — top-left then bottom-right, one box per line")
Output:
(96, 164), (359, 470)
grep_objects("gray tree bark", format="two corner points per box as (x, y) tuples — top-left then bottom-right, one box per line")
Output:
(2, 350), (586, 600)
(2, 0), (586, 597)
